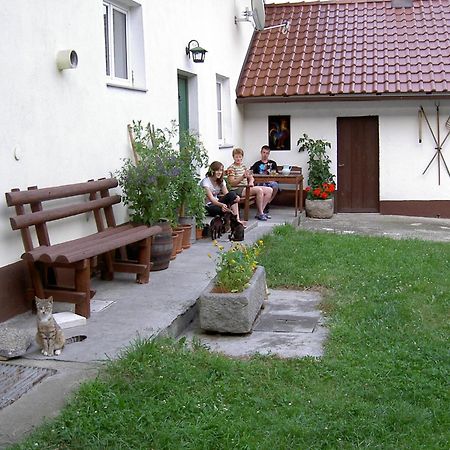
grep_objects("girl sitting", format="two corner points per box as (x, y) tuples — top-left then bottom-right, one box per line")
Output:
(200, 161), (245, 225)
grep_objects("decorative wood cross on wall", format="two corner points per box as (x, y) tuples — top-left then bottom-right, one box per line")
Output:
(418, 104), (450, 185)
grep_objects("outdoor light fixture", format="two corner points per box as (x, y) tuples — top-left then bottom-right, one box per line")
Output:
(185, 40), (207, 63)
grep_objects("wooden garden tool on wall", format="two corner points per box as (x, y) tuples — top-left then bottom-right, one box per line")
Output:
(419, 104), (450, 185)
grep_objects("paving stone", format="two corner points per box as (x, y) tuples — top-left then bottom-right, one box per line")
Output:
(0, 327), (33, 360)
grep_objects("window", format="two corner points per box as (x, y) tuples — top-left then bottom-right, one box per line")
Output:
(216, 81), (223, 141)
(103, 1), (146, 90)
(216, 75), (232, 147)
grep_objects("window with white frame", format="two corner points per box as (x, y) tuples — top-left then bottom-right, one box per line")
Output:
(216, 81), (223, 141)
(103, 0), (146, 90)
(216, 75), (232, 147)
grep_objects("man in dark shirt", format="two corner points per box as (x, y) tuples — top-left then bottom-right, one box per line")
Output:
(250, 145), (279, 214)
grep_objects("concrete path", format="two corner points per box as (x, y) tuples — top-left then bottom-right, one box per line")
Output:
(1, 209), (449, 448)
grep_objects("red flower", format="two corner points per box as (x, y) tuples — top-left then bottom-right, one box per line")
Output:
(305, 183), (335, 200)
(313, 188), (322, 198)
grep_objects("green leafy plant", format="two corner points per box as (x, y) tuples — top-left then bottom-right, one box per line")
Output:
(116, 121), (179, 226)
(175, 129), (209, 227)
(298, 133), (335, 199)
(117, 122), (209, 227)
(209, 240), (264, 293)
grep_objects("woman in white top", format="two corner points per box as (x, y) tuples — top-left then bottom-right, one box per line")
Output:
(200, 161), (243, 223)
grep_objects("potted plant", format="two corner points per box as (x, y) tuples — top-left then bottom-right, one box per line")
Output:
(117, 121), (179, 270)
(298, 133), (336, 218)
(117, 121), (179, 226)
(199, 240), (267, 334)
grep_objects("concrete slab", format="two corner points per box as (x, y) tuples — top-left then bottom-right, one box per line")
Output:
(300, 213), (450, 242)
(180, 289), (328, 359)
(53, 312), (86, 329)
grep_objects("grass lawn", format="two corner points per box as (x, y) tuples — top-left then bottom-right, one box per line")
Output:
(14, 226), (449, 449)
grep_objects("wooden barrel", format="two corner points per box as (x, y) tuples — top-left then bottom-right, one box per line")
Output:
(150, 219), (173, 271)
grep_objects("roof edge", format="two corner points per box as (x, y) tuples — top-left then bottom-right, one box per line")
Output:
(236, 93), (450, 104)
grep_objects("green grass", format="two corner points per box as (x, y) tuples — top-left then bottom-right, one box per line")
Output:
(13, 226), (449, 449)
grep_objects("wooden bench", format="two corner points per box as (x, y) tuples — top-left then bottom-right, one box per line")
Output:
(5, 178), (161, 318)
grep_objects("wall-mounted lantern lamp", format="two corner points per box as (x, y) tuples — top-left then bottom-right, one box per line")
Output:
(56, 50), (78, 70)
(185, 40), (207, 63)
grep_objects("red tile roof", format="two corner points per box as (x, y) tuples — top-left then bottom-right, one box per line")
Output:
(236, 0), (450, 102)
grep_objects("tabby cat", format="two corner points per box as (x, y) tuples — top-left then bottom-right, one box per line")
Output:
(35, 296), (65, 356)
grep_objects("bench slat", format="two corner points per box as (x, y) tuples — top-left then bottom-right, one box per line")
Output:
(10, 195), (121, 230)
(6, 178), (118, 206)
(23, 224), (135, 260)
(23, 224), (162, 264)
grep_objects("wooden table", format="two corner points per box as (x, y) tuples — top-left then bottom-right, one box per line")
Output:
(253, 173), (304, 216)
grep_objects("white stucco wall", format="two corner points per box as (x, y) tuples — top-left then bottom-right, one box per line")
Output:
(242, 99), (450, 201)
(0, 0), (253, 266)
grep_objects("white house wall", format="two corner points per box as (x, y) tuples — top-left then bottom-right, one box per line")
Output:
(242, 99), (450, 201)
(0, 0), (253, 267)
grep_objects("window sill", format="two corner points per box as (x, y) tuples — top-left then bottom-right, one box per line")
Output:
(106, 82), (147, 93)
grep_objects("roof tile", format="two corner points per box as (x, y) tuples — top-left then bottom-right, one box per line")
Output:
(237, 0), (450, 101)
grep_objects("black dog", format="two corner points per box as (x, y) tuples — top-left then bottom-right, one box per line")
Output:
(210, 215), (224, 240)
(228, 214), (245, 241)
(222, 211), (232, 234)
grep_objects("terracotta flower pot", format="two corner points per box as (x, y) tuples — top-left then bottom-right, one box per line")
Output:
(170, 232), (179, 260)
(178, 224), (192, 249)
(173, 228), (184, 254)
(196, 227), (203, 240)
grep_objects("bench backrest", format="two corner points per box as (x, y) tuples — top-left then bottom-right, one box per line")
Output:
(5, 178), (121, 252)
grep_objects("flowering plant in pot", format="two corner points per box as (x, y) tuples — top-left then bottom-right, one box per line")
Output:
(200, 240), (266, 334)
(211, 240), (264, 293)
(305, 182), (335, 200)
(116, 121), (180, 270)
(117, 121), (179, 226)
(298, 133), (336, 218)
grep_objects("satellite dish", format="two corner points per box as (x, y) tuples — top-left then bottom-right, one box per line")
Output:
(251, 0), (265, 31)
(235, 0), (288, 34)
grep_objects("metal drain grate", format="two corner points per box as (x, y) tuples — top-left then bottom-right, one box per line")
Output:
(0, 363), (56, 409)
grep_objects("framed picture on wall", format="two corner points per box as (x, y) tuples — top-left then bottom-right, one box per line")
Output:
(268, 115), (291, 150)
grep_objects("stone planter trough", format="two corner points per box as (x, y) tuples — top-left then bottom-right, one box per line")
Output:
(199, 265), (267, 334)
(305, 198), (334, 219)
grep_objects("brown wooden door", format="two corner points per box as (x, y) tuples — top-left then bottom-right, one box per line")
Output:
(337, 116), (380, 212)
